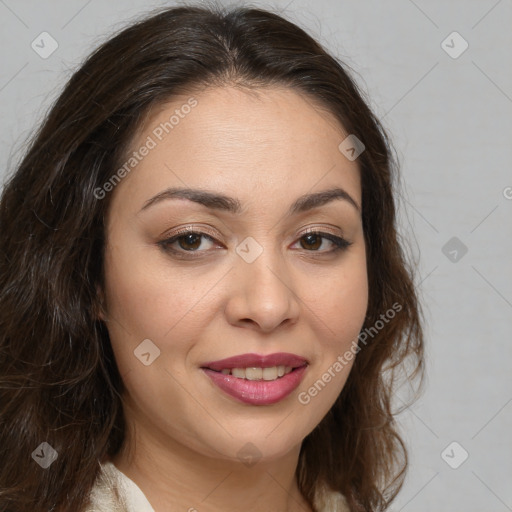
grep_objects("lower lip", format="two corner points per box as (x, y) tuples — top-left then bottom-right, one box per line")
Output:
(202, 366), (308, 405)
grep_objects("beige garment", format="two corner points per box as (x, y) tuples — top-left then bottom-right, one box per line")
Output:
(85, 461), (350, 512)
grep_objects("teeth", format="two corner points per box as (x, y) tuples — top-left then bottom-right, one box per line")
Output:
(231, 368), (246, 379)
(245, 367), (263, 380)
(262, 367), (277, 380)
(218, 365), (293, 380)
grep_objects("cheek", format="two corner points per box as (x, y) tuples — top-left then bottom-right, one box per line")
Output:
(101, 239), (230, 383)
(103, 242), (199, 337)
(308, 252), (368, 348)
(298, 250), (367, 408)
(101, 244), (192, 381)
(336, 268), (368, 340)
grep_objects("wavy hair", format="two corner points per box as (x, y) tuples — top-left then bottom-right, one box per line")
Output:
(0, 4), (424, 511)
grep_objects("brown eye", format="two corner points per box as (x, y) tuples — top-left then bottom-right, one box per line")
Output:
(300, 233), (322, 250)
(158, 228), (351, 259)
(159, 231), (218, 256)
(294, 231), (352, 253)
(176, 233), (202, 251)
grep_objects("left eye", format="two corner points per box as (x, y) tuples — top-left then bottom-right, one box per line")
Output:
(295, 231), (351, 252)
(158, 230), (351, 257)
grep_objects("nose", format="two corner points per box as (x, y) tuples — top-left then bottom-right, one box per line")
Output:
(223, 245), (300, 333)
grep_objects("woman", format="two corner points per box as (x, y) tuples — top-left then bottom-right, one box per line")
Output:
(0, 4), (424, 512)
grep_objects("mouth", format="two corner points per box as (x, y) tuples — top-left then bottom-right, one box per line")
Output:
(200, 353), (309, 405)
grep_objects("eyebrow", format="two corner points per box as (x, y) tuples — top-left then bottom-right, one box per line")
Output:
(140, 186), (360, 216)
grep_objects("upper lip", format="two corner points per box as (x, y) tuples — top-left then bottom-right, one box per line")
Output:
(201, 352), (308, 371)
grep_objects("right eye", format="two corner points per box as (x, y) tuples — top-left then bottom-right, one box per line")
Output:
(158, 229), (223, 258)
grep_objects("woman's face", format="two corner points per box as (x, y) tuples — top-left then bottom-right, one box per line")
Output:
(101, 85), (368, 464)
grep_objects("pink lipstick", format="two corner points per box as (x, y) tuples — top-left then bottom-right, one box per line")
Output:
(201, 352), (308, 406)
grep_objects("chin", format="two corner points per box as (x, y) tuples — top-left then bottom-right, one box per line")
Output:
(187, 429), (303, 466)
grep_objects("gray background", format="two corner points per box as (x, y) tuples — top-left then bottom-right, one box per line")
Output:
(1, 0), (511, 510)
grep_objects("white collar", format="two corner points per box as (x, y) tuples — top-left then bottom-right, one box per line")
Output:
(91, 461), (155, 512)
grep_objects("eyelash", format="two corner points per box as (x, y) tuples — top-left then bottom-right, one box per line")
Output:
(157, 227), (352, 259)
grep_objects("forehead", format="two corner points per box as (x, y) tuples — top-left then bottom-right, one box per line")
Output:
(109, 85), (361, 215)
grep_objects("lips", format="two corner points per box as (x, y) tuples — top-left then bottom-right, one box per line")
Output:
(201, 352), (308, 372)
(200, 352), (309, 405)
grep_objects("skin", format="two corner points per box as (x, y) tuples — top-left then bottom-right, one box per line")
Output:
(100, 85), (368, 512)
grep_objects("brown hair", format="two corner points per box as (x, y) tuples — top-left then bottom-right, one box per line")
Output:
(0, 4), (424, 511)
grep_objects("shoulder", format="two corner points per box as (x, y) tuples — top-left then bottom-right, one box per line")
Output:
(84, 461), (155, 512)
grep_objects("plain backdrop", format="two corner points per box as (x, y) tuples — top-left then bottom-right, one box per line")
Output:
(1, 1), (511, 510)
